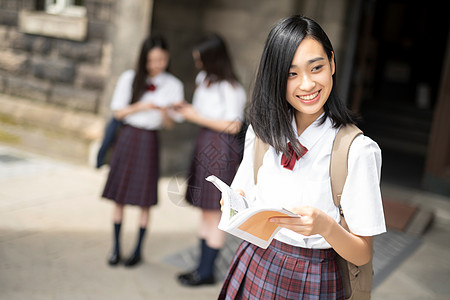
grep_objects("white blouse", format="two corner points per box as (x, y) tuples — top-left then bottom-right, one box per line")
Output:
(110, 70), (184, 130)
(231, 116), (386, 249)
(192, 71), (246, 121)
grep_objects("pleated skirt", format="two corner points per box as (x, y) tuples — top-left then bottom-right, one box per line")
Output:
(186, 127), (243, 210)
(219, 240), (344, 300)
(102, 125), (159, 207)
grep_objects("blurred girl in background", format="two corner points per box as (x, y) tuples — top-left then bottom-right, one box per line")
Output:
(176, 33), (246, 286)
(102, 35), (184, 267)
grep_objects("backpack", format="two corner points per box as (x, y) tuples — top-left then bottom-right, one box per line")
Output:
(253, 124), (373, 300)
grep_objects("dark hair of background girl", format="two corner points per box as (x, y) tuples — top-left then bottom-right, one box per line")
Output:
(130, 35), (169, 104)
(194, 33), (238, 86)
(249, 15), (356, 157)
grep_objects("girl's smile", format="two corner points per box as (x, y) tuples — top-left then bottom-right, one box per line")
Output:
(297, 89), (321, 104)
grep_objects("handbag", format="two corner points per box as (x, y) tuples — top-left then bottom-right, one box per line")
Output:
(253, 124), (373, 299)
(96, 117), (123, 168)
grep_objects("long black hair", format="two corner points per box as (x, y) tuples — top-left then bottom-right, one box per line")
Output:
(249, 15), (356, 157)
(130, 35), (169, 104)
(194, 33), (238, 85)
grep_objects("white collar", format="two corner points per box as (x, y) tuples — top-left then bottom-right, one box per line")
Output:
(147, 72), (167, 85)
(291, 113), (332, 150)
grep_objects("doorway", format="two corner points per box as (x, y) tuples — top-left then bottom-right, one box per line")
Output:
(349, 0), (450, 189)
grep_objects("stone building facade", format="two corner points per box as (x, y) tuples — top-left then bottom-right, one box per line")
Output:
(0, 0), (350, 115)
(0, 0), (448, 195)
(0, 0), (150, 163)
(0, 0), (114, 113)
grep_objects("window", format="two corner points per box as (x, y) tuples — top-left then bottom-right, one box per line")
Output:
(19, 0), (87, 41)
(35, 0), (86, 17)
(45, 0), (86, 17)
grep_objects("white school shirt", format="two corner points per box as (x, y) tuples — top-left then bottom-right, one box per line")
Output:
(192, 71), (246, 121)
(231, 116), (386, 249)
(110, 70), (184, 130)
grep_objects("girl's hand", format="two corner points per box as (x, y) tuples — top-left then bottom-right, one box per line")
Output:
(175, 103), (200, 122)
(138, 101), (160, 111)
(271, 206), (373, 266)
(269, 206), (333, 237)
(114, 101), (160, 120)
(170, 101), (185, 110)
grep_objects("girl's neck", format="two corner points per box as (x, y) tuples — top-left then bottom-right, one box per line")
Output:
(148, 71), (163, 80)
(294, 110), (323, 136)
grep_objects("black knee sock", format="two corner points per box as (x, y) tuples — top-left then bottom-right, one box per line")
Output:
(196, 241), (219, 279)
(113, 222), (121, 254)
(195, 238), (206, 269)
(132, 227), (146, 257)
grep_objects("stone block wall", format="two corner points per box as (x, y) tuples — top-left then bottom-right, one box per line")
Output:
(0, 0), (114, 113)
(0, 0), (352, 172)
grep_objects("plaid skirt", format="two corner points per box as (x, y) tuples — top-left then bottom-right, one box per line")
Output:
(186, 127), (243, 210)
(219, 240), (344, 300)
(102, 125), (159, 207)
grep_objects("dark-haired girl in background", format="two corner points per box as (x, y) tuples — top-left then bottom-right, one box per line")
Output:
(219, 16), (385, 299)
(102, 35), (184, 267)
(175, 34), (246, 286)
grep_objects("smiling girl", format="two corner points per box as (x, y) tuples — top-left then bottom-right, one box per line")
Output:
(218, 16), (386, 299)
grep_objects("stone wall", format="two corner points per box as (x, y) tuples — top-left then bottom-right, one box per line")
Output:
(0, 0), (114, 113)
(0, 0), (352, 173)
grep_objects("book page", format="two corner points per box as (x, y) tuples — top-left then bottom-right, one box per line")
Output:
(206, 174), (302, 249)
(205, 175), (248, 217)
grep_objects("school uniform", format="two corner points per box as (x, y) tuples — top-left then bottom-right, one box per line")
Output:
(186, 71), (246, 210)
(219, 115), (386, 299)
(102, 70), (184, 207)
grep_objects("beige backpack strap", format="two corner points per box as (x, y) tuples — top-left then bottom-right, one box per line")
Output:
(330, 124), (364, 299)
(330, 124), (363, 215)
(253, 137), (269, 184)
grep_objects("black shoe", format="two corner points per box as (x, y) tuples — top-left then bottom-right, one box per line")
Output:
(108, 252), (121, 266)
(177, 270), (195, 281)
(177, 270), (216, 286)
(124, 253), (141, 267)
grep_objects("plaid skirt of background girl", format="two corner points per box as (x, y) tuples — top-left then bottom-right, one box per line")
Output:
(185, 127), (243, 210)
(102, 125), (159, 207)
(219, 239), (344, 300)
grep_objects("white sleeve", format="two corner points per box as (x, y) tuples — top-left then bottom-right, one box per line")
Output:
(165, 77), (184, 105)
(110, 70), (134, 111)
(166, 79), (185, 122)
(173, 81), (184, 103)
(231, 125), (257, 205)
(340, 135), (386, 236)
(195, 71), (206, 85)
(221, 82), (246, 121)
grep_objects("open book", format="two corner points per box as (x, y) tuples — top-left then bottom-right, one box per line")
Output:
(206, 175), (300, 249)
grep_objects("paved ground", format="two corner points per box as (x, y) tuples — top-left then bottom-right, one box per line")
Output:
(1, 144), (449, 299)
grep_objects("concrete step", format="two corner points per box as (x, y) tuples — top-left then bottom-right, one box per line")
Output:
(0, 93), (104, 165)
